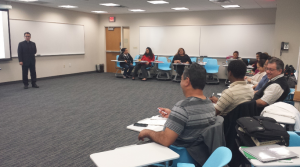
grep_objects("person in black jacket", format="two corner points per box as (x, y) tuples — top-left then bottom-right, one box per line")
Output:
(118, 48), (134, 79)
(18, 32), (38, 89)
(172, 48), (192, 76)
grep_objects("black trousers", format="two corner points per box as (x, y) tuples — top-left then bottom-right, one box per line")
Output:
(22, 62), (37, 86)
(121, 64), (134, 76)
(132, 63), (151, 78)
(176, 66), (185, 76)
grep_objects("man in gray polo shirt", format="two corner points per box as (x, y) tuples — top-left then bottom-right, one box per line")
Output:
(138, 63), (216, 148)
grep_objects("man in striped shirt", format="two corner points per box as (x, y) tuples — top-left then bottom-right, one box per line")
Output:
(138, 63), (216, 148)
(209, 60), (254, 116)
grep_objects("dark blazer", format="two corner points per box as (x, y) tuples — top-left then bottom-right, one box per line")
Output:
(118, 53), (133, 66)
(18, 41), (37, 66)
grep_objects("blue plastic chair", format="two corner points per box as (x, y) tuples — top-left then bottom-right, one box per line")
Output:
(190, 57), (197, 63)
(288, 131), (300, 146)
(115, 55), (124, 78)
(168, 56), (174, 63)
(202, 58), (211, 63)
(177, 147), (232, 167)
(284, 88), (295, 105)
(132, 55), (140, 66)
(157, 57), (172, 80)
(205, 59), (220, 84)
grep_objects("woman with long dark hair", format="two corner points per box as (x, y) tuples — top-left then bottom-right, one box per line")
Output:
(132, 47), (155, 81)
(118, 48), (134, 78)
(172, 48), (192, 76)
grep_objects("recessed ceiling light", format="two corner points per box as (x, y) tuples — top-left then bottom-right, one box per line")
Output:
(147, 1), (169, 4)
(129, 9), (145, 12)
(100, 3), (120, 7)
(92, 11), (108, 13)
(222, 5), (240, 8)
(59, 5), (78, 8)
(172, 7), (189, 10)
(18, 0), (38, 2)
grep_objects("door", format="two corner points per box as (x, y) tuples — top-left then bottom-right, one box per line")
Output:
(106, 27), (121, 73)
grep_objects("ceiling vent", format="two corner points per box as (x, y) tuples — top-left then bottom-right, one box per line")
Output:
(209, 0), (232, 3)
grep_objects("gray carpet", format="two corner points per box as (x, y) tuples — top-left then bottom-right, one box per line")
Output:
(0, 72), (227, 167)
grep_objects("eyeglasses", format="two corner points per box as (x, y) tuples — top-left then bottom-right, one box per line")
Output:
(266, 68), (276, 72)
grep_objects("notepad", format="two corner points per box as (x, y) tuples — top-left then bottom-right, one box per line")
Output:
(241, 145), (299, 163)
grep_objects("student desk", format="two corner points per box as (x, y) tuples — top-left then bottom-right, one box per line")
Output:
(239, 147), (300, 167)
(90, 142), (179, 167)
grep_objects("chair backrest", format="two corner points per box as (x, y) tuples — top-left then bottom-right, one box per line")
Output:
(168, 56), (174, 62)
(202, 147), (232, 167)
(206, 59), (218, 65)
(116, 55), (121, 68)
(155, 55), (158, 60)
(133, 55), (140, 66)
(190, 57), (197, 63)
(202, 58), (210, 63)
(158, 57), (171, 69)
(288, 131), (300, 146)
(205, 59), (219, 72)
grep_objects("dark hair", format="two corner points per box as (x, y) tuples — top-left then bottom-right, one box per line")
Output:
(256, 52), (262, 55)
(260, 53), (270, 61)
(268, 57), (284, 73)
(182, 63), (206, 90)
(175, 48), (185, 56)
(121, 48), (126, 54)
(228, 60), (247, 79)
(24, 32), (31, 36)
(258, 59), (266, 68)
(233, 51), (239, 55)
(144, 47), (154, 59)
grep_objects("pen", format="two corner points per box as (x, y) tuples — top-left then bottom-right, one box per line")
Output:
(157, 108), (167, 115)
(211, 93), (214, 98)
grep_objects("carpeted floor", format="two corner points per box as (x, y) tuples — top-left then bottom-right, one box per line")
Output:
(0, 72), (227, 167)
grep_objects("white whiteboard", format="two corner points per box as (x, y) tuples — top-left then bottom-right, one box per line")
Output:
(139, 25), (274, 58)
(140, 26), (200, 56)
(200, 25), (274, 58)
(10, 20), (85, 57)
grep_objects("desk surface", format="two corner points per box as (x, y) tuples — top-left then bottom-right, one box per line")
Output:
(239, 147), (300, 167)
(111, 60), (125, 62)
(90, 142), (179, 167)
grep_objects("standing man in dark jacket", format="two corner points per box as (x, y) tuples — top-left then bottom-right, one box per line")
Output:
(18, 32), (39, 89)
(118, 48), (134, 79)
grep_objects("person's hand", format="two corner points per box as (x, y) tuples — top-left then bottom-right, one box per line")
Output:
(146, 61), (149, 65)
(158, 107), (171, 118)
(244, 76), (247, 80)
(19, 62), (23, 65)
(185, 62), (189, 64)
(138, 129), (150, 141)
(209, 96), (218, 103)
(130, 63), (133, 65)
(253, 84), (257, 89)
(247, 78), (252, 83)
(125, 60), (127, 63)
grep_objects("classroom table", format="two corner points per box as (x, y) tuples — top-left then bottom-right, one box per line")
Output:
(90, 142), (180, 167)
(239, 147), (300, 167)
(111, 60), (125, 62)
(172, 63), (190, 82)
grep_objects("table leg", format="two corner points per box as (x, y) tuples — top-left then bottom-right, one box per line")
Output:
(165, 161), (169, 167)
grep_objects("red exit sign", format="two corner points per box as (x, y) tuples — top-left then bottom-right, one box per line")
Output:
(109, 17), (115, 22)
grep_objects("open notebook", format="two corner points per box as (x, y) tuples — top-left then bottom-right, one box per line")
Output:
(241, 144), (299, 163)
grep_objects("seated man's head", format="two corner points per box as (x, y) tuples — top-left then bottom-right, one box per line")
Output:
(233, 51), (239, 59)
(181, 63), (206, 96)
(228, 60), (247, 82)
(266, 57), (284, 80)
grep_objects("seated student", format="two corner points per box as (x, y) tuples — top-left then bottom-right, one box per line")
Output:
(245, 59), (266, 85)
(209, 60), (254, 116)
(118, 48), (134, 79)
(172, 48), (192, 76)
(138, 64), (216, 165)
(132, 47), (155, 81)
(251, 52), (262, 74)
(254, 57), (290, 108)
(231, 51), (242, 60)
(253, 55), (272, 91)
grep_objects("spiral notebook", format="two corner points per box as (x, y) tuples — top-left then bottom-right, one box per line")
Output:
(241, 144), (299, 163)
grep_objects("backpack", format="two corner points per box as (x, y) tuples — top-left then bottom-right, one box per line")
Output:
(235, 116), (289, 147)
(284, 64), (297, 88)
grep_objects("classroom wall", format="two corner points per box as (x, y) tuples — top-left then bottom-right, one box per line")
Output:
(98, 8), (276, 79)
(274, 0), (300, 68)
(0, 1), (100, 83)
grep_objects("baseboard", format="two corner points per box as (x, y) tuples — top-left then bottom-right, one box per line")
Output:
(0, 71), (98, 86)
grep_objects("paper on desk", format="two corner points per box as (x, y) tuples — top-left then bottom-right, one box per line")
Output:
(150, 115), (167, 120)
(138, 119), (166, 126)
(126, 124), (164, 132)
